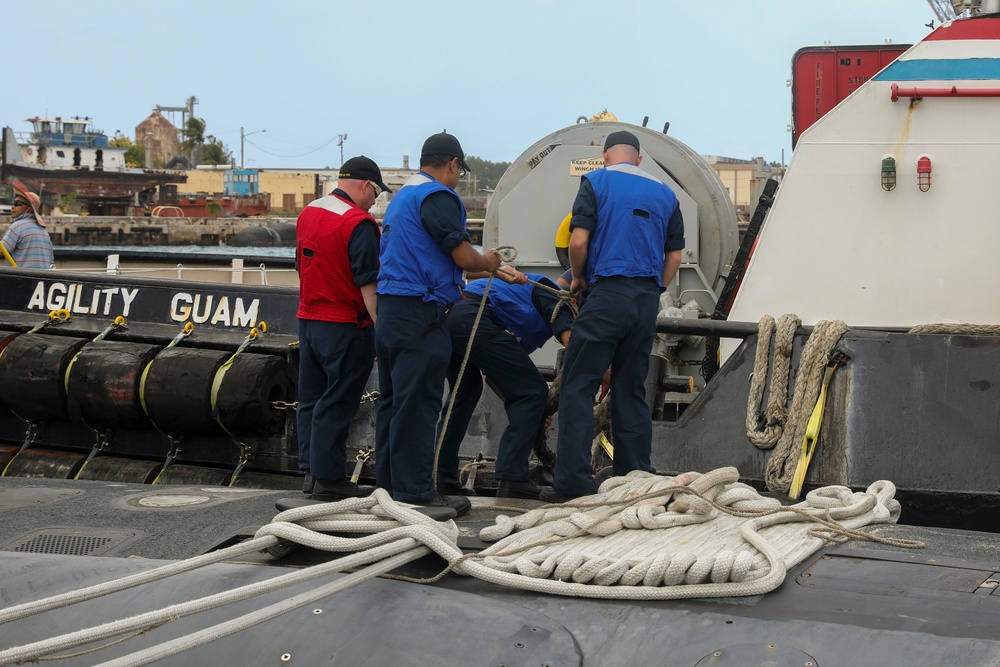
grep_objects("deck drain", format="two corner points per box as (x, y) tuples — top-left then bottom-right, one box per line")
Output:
(136, 494), (213, 508)
(0, 527), (141, 556)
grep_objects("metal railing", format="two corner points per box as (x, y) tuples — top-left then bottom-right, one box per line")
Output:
(54, 255), (298, 285)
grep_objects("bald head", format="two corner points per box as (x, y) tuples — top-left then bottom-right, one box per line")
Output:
(603, 143), (641, 166)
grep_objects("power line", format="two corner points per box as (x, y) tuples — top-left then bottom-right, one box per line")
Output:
(243, 135), (341, 158)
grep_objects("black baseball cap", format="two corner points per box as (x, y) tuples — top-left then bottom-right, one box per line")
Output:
(604, 130), (640, 152)
(421, 132), (471, 172)
(339, 156), (392, 193)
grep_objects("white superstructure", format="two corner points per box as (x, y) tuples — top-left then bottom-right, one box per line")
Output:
(727, 17), (1000, 357)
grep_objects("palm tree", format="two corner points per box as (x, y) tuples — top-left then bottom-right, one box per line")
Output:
(180, 117), (206, 163)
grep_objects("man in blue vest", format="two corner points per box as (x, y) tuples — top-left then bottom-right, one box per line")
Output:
(543, 130), (685, 502)
(435, 274), (573, 500)
(375, 132), (520, 517)
(296, 156), (391, 501)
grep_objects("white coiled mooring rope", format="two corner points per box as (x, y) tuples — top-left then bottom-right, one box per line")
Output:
(0, 472), (918, 666)
(457, 467), (914, 600)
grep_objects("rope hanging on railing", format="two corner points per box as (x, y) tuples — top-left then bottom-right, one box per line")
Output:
(744, 315), (849, 492)
(908, 322), (1000, 335)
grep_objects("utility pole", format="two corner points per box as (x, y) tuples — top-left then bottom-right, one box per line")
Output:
(241, 127), (266, 169)
(337, 134), (348, 167)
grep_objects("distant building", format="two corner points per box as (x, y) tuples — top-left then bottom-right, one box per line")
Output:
(170, 152), (778, 222)
(135, 112), (179, 168)
(703, 156), (783, 222)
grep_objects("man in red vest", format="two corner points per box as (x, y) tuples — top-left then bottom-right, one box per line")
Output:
(296, 156), (391, 500)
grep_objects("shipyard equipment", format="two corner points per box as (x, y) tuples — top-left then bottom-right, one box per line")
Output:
(483, 120), (740, 383)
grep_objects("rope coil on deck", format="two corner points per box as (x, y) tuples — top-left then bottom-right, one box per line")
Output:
(460, 467), (909, 600)
(0, 469), (918, 666)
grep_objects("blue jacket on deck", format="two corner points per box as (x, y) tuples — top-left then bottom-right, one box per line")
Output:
(465, 273), (559, 353)
(378, 173), (467, 308)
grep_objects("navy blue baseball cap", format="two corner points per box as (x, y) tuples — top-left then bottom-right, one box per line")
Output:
(421, 132), (471, 172)
(339, 156), (391, 193)
(604, 130), (640, 152)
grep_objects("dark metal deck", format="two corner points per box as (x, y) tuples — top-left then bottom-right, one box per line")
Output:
(0, 477), (998, 665)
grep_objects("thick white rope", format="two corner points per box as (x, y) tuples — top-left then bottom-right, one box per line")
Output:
(94, 546), (431, 667)
(0, 534), (280, 624)
(0, 471), (916, 664)
(0, 490), (461, 666)
(908, 322), (1000, 335)
(459, 467), (911, 600)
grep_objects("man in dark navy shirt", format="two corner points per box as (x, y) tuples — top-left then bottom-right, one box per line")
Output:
(375, 132), (524, 517)
(296, 156), (390, 501)
(544, 130), (685, 502)
(436, 274), (573, 499)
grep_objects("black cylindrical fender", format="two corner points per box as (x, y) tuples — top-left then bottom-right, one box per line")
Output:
(141, 347), (230, 436)
(0, 334), (88, 422)
(65, 341), (163, 429)
(214, 353), (294, 436)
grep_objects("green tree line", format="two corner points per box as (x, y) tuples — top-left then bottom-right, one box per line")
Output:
(456, 155), (511, 196)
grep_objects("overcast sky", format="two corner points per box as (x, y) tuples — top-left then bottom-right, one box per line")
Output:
(7, 0), (938, 169)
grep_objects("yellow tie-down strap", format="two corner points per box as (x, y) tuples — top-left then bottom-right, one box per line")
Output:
(209, 323), (266, 486)
(599, 433), (614, 460)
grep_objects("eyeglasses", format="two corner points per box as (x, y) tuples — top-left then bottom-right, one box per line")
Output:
(11, 200), (28, 208)
(454, 158), (467, 178)
(369, 181), (384, 198)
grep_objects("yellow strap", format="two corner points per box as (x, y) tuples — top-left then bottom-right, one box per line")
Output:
(1, 427), (36, 476)
(209, 326), (260, 485)
(73, 437), (106, 480)
(150, 444), (180, 485)
(63, 351), (82, 394)
(139, 321), (194, 422)
(789, 370), (835, 499)
(63, 316), (128, 393)
(599, 433), (615, 460)
(0, 242), (16, 267)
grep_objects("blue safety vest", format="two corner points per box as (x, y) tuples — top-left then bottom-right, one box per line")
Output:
(583, 163), (678, 288)
(378, 173), (467, 307)
(466, 273), (558, 353)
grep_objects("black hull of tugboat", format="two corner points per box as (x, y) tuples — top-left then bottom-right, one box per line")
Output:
(650, 322), (1000, 533)
(0, 268), (305, 486)
(0, 269), (998, 533)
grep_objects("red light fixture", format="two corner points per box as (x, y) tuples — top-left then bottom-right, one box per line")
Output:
(917, 155), (932, 192)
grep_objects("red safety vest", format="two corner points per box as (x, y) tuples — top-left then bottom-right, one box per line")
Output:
(296, 193), (379, 327)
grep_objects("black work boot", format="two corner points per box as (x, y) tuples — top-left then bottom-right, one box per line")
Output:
(496, 479), (543, 500)
(310, 478), (374, 502)
(436, 472), (476, 496)
(412, 493), (472, 517)
(539, 487), (588, 504)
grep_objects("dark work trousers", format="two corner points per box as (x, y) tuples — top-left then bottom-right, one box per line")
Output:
(296, 319), (375, 482)
(436, 299), (549, 483)
(374, 295), (451, 502)
(553, 276), (660, 495)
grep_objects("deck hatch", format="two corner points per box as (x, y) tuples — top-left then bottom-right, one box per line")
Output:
(797, 553), (996, 596)
(0, 527), (140, 556)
